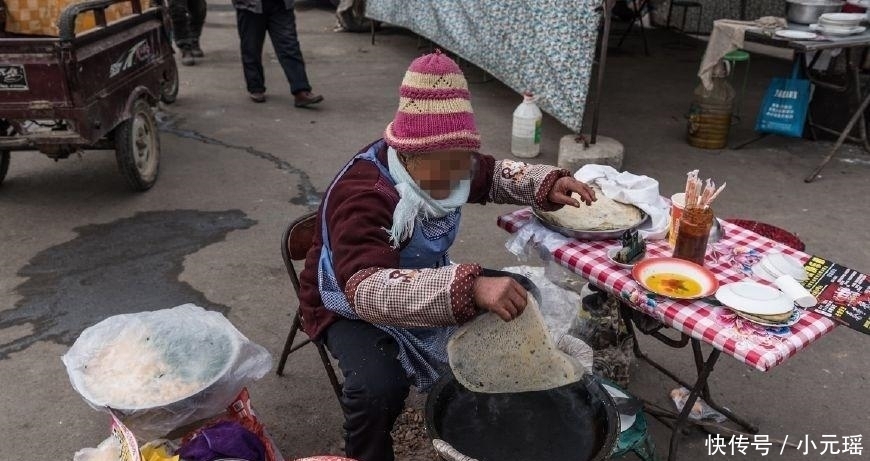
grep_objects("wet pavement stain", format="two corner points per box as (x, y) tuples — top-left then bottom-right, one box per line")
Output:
(0, 209), (256, 359)
(156, 112), (322, 208)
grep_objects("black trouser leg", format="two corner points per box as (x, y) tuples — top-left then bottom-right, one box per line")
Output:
(236, 8), (269, 93)
(167, 0), (194, 47)
(266, 2), (312, 94)
(188, 0), (207, 43)
(324, 319), (411, 461)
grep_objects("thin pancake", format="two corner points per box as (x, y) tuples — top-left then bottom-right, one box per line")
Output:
(538, 186), (643, 231)
(447, 295), (583, 393)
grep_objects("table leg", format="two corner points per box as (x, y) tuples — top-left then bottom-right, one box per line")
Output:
(667, 345), (721, 461)
(638, 0), (650, 56)
(805, 89), (870, 182)
(730, 132), (770, 150)
(692, 340), (759, 433)
(849, 50), (870, 153)
(617, 9), (637, 49)
(619, 305), (760, 460)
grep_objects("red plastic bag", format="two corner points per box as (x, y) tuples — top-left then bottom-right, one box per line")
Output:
(182, 387), (284, 461)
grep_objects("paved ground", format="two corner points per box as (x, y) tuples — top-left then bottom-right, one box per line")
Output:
(0, 2), (867, 460)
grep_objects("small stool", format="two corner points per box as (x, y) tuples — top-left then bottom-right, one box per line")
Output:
(665, 1), (703, 48)
(725, 219), (806, 252)
(724, 49), (751, 125)
(613, 410), (658, 461)
(602, 379), (659, 461)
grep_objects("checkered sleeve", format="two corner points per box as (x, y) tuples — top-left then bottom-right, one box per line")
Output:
(345, 263), (483, 327)
(489, 160), (571, 211)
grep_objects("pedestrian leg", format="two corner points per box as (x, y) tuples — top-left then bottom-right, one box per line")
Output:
(168, 0), (195, 65)
(236, 8), (269, 95)
(167, 0), (193, 48)
(266, 3), (312, 94)
(188, 0), (207, 57)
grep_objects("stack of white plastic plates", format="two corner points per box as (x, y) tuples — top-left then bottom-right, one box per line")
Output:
(715, 282), (800, 327)
(812, 13), (867, 35)
(820, 12), (866, 27)
(775, 30), (819, 40)
(752, 252), (808, 283)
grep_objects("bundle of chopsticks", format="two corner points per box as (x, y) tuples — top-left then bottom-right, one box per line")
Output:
(685, 170), (725, 210)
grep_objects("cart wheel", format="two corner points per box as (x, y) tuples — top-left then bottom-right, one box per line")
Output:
(160, 65), (179, 104)
(115, 99), (160, 191)
(0, 151), (9, 187)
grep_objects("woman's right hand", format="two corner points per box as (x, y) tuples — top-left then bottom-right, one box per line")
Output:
(472, 276), (528, 321)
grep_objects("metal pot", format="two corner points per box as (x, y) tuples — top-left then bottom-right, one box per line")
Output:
(786, 0), (846, 24)
(425, 370), (620, 461)
(424, 269), (619, 461)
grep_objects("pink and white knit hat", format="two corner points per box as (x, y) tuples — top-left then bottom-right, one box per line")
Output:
(384, 50), (481, 153)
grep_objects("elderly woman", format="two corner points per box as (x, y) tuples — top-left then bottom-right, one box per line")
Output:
(297, 51), (596, 461)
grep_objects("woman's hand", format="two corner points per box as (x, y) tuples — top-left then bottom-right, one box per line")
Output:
(548, 177), (597, 207)
(472, 276), (528, 321)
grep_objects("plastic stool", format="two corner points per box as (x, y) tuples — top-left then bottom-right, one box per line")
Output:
(724, 49), (751, 124)
(613, 410), (658, 461)
(665, 1), (702, 48)
(725, 219), (806, 252)
(601, 379), (660, 461)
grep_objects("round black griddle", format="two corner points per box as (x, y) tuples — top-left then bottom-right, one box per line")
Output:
(425, 269), (619, 461)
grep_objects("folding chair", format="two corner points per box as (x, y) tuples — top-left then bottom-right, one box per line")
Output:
(275, 211), (343, 400)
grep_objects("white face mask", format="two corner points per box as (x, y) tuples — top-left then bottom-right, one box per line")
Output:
(385, 147), (470, 248)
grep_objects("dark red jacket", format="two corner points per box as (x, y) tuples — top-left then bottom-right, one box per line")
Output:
(298, 141), (497, 340)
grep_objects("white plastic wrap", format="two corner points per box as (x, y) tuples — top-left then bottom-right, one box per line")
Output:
(62, 304), (272, 440)
(504, 218), (574, 262)
(670, 387), (727, 423)
(500, 266), (584, 343)
(573, 165), (670, 240)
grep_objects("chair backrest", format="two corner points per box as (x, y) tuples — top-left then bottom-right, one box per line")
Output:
(281, 211), (318, 296)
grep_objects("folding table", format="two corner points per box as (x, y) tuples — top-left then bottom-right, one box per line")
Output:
(497, 209), (840, 461)
(740, 26), (870, 182)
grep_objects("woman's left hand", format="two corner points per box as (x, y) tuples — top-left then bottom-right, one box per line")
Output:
(548, 177), (597, 207)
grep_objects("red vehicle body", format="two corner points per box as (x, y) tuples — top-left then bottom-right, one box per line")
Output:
(0, 0), (178, 190)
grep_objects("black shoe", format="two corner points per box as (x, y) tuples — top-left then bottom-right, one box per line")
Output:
(180, 49), (195, 66)
(191, 43), (204, 58)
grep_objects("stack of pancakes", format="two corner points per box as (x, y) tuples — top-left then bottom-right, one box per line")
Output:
(732, 309), (793, 325)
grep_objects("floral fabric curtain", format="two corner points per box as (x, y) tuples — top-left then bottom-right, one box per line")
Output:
(366, 0), (602, 134)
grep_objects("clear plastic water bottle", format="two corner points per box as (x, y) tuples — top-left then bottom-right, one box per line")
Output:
(511, 92), (543, 158)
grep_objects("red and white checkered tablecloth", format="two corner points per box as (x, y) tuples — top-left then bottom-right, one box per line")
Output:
(497, 208), (838, 372)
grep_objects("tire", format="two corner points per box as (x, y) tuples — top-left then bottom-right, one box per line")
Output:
(160, 64), (179, 104)
(0, 151), (9, 187)
(115, 99), (160, 191)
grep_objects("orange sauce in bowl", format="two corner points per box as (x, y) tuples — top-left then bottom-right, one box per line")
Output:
(645, 273), (703, 298)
